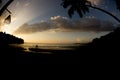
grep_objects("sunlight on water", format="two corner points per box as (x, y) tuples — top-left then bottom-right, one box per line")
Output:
(11, 43), (83, 53)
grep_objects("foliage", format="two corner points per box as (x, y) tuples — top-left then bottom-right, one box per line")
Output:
(61, 0), (91, 17)
(62, 0), (120, 19)
(0, 32), (24, 44)
(116, 0), (120, 10)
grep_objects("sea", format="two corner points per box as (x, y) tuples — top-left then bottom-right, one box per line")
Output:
(12, 43), (83, 53)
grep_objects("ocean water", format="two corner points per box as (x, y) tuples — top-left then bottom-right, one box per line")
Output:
(12, 43), (83, 53)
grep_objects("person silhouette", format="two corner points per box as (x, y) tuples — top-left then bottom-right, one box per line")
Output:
(35, 45), (38, 48)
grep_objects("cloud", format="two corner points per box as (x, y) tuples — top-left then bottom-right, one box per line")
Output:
(14, 21), (50, 34)
(24, 2), (31, 7)
(88, 0), (102, 5)
(14, 16), (115, 34)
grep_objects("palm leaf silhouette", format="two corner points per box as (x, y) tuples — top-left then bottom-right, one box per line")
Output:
(115, 0), (120, 10)
(61, 0), (120, 23)
(4, 15), (11, 24)
(61, 0), (90, 18)
(0, 0), (2, 3)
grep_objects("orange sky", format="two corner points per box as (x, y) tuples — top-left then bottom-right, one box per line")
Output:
(0, 0), (118, 43)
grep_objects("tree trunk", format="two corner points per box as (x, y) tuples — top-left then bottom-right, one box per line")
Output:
(0, 0), (14, 16)
(87, 5), (120, 23)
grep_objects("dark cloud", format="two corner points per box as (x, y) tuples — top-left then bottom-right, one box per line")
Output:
(14, 21), (50, 34)
(14, 16), (115, 34)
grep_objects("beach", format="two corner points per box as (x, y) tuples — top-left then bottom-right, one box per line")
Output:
(11, 43), (82, 53)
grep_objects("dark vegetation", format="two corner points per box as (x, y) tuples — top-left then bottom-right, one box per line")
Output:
(16, 0), (120, 66)
(89, 27), (120, 47)
(15, 0), (120, 66)
(0, 32), (24, 58)
(61, 0), (120, 23)
(0, 0), (119, 67)
(15, 27), (120, 65)
(0, 32), (24, 44)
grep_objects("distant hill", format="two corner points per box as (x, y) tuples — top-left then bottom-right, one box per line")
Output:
(89, 27), (120, 47)
(0, 32), (24, 44)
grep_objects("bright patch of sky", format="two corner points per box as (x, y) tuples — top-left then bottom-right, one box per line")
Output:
(1, 0), (119, 43)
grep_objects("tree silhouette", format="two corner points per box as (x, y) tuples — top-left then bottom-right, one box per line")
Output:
(0, 0), (14, 24)
(0, 0), (24, 44)
(116, 0), (120, 10)
(61, 0), (120, 23)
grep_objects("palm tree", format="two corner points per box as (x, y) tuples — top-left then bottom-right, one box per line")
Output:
(0, 0), (14, 15)
(116, 0), (120, 10)
(61, 0), (120, 23)
(0, 0), (14, 24)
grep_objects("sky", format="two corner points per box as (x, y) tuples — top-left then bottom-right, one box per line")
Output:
(0, 0), (120, 43)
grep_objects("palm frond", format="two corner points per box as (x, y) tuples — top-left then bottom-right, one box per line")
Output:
(68, 6), (76, 17)
(61, 0), (91, 18)
(115, 0), (120, 10)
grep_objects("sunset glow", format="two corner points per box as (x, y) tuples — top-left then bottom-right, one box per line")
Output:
(0, 0), (119, 43)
